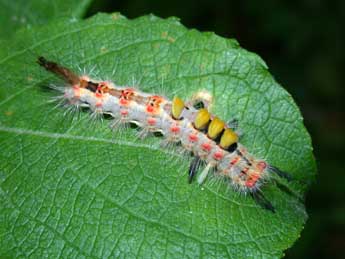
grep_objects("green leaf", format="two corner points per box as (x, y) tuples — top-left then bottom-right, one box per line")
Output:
(0, 13), (316, 259)
(0, 0), (93, 39)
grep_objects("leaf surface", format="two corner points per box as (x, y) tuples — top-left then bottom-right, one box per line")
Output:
(0, 13), (316, 259)
(0, 0), (92, 39)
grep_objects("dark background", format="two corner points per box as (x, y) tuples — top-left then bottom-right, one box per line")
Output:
(86, 1), (345, 258)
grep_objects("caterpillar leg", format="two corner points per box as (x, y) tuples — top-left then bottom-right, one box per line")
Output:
(250, 191), (275, 213)
(188, 156), (202, 183)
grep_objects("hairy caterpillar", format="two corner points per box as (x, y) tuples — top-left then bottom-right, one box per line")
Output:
(37, 56), (292, 212)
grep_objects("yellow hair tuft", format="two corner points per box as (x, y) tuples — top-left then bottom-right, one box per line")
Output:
(208, 117), (225, 139)
(220, 128), (238, 149)
(194, 108), (210, 129)
(171, 96), (184, 119)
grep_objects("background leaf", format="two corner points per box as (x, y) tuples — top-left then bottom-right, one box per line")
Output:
(0, 0), (93, 39)
(0, 13), (316, 258)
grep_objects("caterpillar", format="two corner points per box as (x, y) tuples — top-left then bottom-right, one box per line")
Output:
(37, 56), (292, 212)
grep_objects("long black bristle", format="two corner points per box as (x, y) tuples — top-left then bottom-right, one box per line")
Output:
(250, 191), (275, 213)
(269, 165), (293, 181)
(188, 156), (202, 183)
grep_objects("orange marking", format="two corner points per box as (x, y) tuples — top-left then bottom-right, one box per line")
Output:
(151, 95), (164, 102)
(146, 95), (164, 114)
(242, 168), (249, 174)
(120, 89), (135, 106)
(121, 88), (135, 97)
(73, 85), (81, 98)
(95, 84), (105, 97)
(245, 173), (260, 188)
(230, 157), (240, 166)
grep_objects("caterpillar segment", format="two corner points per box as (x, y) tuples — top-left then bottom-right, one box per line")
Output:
(38, 56), (292, 212)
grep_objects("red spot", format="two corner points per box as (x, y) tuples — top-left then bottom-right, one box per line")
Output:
(96, 102), (102, 107)
(146, 105), (154, 113)
(147, 117), (156, 126)
(170, 125), (180, 133)
(245, 180), (255, 188)
(230, 157), (240, 166)
(95, 84), (105, 96)
(120, 89), (135, 106)
(201, 143), (212, 152)
(120, 109), (128, 116)
(245, 173), (260, 188)
(188, 134), (198, 142)
(257, 161), (267, 171)
(213, 151), (223, 160)
(120, 98), (128, 106)
(146, 95), (164, 114)
(252, 173), (260, 181)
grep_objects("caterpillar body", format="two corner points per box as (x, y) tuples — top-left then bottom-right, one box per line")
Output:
(37, 56), (292, 212)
